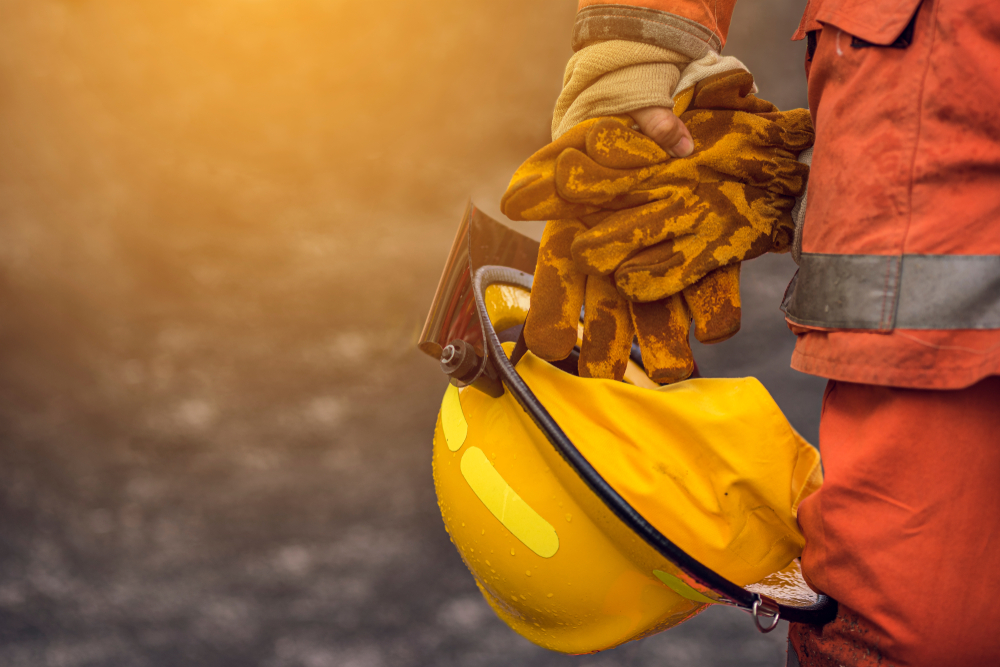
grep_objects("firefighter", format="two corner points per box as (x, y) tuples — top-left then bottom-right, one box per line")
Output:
(506, 1), (1000, 664)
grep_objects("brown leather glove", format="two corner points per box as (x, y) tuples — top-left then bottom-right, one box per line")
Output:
(526, 217), (742, 383)
(503, 70), (813, 300)
(504, 70), (813, 383)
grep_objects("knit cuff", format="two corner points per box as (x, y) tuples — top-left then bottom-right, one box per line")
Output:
(552, 40), (689, 140)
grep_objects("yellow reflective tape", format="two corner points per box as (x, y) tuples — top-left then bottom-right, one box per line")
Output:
(441, 384), (468, 452)
(460, 447), (559, 558)
(653, 570), (716, 604)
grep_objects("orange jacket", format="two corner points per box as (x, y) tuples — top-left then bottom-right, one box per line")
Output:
(572, 0), (1000, 389)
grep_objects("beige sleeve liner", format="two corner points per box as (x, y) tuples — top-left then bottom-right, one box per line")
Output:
(552, 40), (689, 140)
(552, 43), (755, 140)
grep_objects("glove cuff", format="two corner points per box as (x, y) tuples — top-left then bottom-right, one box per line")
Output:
(672, 51), (757, 115)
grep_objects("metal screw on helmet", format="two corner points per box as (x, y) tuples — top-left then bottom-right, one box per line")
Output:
(440, 340), (480, 382)
(441, 339), (504, 398)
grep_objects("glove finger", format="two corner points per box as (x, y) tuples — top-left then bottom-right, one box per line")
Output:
(570, 192), (701, 276)
(686, 70), (776, 115)
(772, 212), (796, 254)
(630, 295), (694, 384)
(683, 264), (742, 344)
(501, 119), (606, 221)
(577, 209), (618, 229)
(501, 171), (603, 221)
(728, 109), (813, 196)
(617, 237), (693, 302)
(759, 153), (811, 199)
(555, 148), (646, 205)
(760, 108), (815, 155)
(579, 275), (635, 381)
(524, 220), (588, 362)
(615, 186), (792, 301)
(680, 71), (815, 198)
(677, 111), (812, 197)
(585, 116), (668, 169)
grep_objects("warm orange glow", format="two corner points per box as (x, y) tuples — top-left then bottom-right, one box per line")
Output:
(0, 2), (813, 663)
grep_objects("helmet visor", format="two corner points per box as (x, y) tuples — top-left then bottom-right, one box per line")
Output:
(417, 202), (538, 363)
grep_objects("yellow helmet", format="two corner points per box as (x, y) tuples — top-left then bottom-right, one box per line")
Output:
(420, 204), (836, 655)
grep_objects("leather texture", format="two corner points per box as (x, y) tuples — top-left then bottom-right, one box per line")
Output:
(503, 71), (812, 382)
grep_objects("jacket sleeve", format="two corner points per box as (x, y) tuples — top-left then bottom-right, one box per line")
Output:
(574, 0), (739, 59)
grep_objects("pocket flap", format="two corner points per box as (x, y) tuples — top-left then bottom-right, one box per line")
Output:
(794, 0), (923, 46)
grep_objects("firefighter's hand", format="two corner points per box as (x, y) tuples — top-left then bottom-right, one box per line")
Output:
(628, 106), (694, 158)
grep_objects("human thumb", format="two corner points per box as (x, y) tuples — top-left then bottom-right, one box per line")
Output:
(628, 106), (694, 158)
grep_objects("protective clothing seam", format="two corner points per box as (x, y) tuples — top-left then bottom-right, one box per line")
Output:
(900, 0), (937, 265)
(891, 331), (1000, 356)
(792, 344), (1000, 368)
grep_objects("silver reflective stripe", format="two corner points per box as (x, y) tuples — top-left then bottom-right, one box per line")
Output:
(782, 253), (1000, 330)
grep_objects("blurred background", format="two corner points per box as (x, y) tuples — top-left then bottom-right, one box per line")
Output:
(0, 1), (824, 665)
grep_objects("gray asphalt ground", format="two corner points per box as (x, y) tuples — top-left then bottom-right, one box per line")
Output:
(0, 1), (824, 665)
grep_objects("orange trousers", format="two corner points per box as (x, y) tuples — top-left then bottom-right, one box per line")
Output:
(789, 377), (1000, 666)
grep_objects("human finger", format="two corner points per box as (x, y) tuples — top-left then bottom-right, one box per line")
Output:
(629, 106), (694, 158)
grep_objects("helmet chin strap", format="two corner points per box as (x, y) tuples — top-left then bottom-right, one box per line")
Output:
(471, 264), (838, 630)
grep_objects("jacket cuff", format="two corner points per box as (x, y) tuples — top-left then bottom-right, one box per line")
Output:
(573, 5), (722, 60)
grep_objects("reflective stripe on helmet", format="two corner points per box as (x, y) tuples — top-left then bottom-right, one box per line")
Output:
(782, 253), (1000, 330)
(459, 447), (560, 559)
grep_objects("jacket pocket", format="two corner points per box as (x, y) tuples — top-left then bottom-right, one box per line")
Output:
(794, 0), (923, 46)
